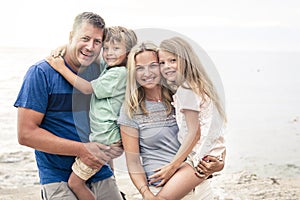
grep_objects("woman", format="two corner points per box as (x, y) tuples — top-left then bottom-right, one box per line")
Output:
(118, 41), (225, 200)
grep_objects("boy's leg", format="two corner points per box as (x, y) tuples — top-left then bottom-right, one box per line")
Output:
(70, 157), (99, 200)
(68, 172), (96, 200)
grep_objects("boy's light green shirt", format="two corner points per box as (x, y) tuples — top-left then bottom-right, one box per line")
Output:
(89, 61), (126, 144)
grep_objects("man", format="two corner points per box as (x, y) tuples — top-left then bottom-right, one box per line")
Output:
(14, 12), (123, 200)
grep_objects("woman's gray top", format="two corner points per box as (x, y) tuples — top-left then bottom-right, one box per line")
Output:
(118, 100), (180, 185)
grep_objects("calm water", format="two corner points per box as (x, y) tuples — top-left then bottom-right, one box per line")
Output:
(1, 47), (299, 178)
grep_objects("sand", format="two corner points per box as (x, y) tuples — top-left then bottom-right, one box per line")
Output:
(0, 151), (299, 200)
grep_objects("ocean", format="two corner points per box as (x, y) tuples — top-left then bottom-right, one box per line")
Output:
(0, 47), (299, 179)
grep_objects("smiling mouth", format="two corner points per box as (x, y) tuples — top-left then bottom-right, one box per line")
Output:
(106, 58), (116, 62)
(164, 71), (176, 76)
(81, 50), (94, 57)
(142, 77), (156, 83)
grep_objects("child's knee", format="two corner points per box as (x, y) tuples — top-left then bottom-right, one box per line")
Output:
(68, 176), (85, 190)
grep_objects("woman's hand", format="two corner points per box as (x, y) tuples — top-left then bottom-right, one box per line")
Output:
(195, 153), (225, 178)
(148, 163), (180, 187)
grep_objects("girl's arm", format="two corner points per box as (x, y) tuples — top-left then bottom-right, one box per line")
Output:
(46, 56), (93, 94)
(149, 109), (200, 186)
(120, 125), (158, 200)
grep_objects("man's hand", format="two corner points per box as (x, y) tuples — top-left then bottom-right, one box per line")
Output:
(79, 142), (111, 169)
(106, 143), (123, 160)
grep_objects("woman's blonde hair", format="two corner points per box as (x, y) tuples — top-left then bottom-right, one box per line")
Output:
(159, 37), (227, 122)
(125, 41), (173, 118)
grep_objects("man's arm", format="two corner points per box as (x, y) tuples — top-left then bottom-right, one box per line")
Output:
(17, 107), (109, 169)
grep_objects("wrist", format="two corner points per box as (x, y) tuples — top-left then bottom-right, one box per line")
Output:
(139, 184), (149, 197)
(170, 161), (181, 170)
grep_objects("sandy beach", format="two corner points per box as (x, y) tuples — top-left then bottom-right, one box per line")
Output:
(0, 150), (299, 200)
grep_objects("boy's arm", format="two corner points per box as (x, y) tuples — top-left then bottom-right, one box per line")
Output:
(46, 56), (93, 94)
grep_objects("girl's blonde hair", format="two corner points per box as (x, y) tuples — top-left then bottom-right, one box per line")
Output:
(125, 41), (173, 118)
(159, 37), (227, 122)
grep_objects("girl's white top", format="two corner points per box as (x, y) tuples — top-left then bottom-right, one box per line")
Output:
(173, 84), (226, 167)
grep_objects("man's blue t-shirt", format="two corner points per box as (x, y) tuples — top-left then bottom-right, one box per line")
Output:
(14, 59), (113, 184)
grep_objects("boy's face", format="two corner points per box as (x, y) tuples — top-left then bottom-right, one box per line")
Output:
(102, 41), (127, 67)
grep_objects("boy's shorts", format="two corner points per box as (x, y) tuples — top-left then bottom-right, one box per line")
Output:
(72, 157), (99, 181)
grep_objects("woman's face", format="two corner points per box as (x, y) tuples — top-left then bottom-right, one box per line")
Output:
(158, 50), (178, 83)
(135, 51), (161, 89)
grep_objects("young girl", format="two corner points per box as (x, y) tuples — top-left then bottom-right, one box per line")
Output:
(148, 37), (227, 199)
(46, 26), (137, 200)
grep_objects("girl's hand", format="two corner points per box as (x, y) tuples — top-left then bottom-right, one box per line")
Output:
(148, 163), (180, 187)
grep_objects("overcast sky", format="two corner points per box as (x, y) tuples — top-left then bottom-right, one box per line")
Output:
(1, 0), (299, 51)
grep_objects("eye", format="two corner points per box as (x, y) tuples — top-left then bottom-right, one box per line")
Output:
(94, 39), (102, 46)
(135, 66), (144, 72)
(150, 63), (159, 69)
(170, 58), (176, 63)
(82, 36), (89, 42)
(159, 61), (165, 66)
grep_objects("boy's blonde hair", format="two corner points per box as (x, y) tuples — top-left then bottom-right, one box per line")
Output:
(125, 41), (173, 118)
(159, 37), (227, 122)
(104, 26), (137, 54)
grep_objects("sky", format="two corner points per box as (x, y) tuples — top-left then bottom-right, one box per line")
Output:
(0, 0), (300, 51)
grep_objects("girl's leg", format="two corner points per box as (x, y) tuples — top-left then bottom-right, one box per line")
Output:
(156, 163), (206, 200)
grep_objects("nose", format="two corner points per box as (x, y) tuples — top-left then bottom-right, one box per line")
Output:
(86, 40), (95, 50)
(165, 61), (172, 68)
(143, 66), (151, 76)
(107, 47), (113, 55)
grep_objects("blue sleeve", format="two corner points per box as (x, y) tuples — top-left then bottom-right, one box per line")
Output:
(14, 64), (49, 114)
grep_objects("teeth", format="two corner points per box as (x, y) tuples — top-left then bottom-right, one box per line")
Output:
(143, 77), (155, 82)
(81, 51), (93, 57)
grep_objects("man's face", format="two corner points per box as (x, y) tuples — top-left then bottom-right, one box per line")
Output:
(67, 22), (104, 70)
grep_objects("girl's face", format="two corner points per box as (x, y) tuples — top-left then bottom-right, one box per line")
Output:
(102, 41), (127, 67)
(158, 50), (178, 83)
(135, 51), (161, 89)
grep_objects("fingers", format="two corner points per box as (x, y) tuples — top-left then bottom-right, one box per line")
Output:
(203, 155), (218, 162)
(107, 145), (124, 159)
(95, 143), (110, 151)
(155, 179), (166, 187)
(50, 49), (65, 58)
(195, 171), (206, 178)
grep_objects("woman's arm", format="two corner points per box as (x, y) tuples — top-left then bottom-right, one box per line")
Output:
(149, 109), (200, 186)
(46, 56), (93, 94)
(120, 125), (158, 200)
